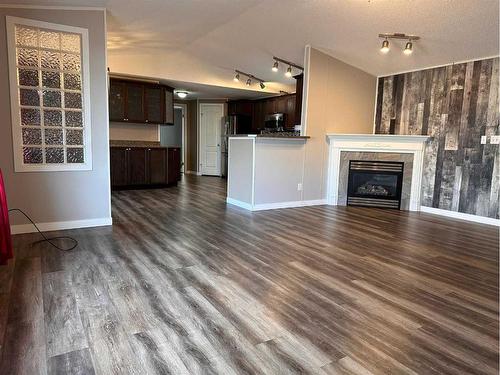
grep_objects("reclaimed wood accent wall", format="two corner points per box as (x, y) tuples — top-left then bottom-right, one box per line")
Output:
(375, 57), (499, 219)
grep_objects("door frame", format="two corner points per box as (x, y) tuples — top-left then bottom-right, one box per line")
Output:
(198, 102), (224, 176)
(174, 103), (187, 173)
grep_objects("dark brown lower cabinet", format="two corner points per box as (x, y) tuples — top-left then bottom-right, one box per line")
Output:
(110, 146), (181, 190)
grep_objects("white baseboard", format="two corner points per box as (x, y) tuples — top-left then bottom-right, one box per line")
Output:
(185, 170), (202, 176)
(420, 206), (500, 226)
(10, 217), (113, 235)
(226, 197), (327, 211)
(226, 198), (254, 211)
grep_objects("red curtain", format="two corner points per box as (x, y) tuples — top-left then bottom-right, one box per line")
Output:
(0, 169), (13, 265)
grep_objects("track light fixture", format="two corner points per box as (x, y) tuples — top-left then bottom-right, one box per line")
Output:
(403, 40), (413, 55)
(233, 70), (266, 90)
(380, 38), (389, 53)
(378, 33), (420, 55)
(271, 56), (303, 78)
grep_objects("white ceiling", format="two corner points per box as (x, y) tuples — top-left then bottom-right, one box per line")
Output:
(4, 0), (499, 98)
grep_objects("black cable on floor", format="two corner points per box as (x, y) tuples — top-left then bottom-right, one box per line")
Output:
(8, 208), (78, 251)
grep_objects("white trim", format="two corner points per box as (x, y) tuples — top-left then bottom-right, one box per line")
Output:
(326, 134), (430, 211)
(6, 16), (92, 172)
(420, 206), (500, 227)
(226, 198), (253, 211)
(103, 11), (112, 225)
(226, 197), (326, 211)
(174, 103), (188, 173)
(300, 45), (311, 136)
(0, 4), (106, 10)
(378, 55), (499, 78)
(11, 217), (112, 235)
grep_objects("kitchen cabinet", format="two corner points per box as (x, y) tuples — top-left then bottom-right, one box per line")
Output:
(110, 146), (181, 189)
(108, 78), (174, 125)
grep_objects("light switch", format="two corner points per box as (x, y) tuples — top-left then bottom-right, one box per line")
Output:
(481, 135), (487, 144)
(491, 135), (500, 144)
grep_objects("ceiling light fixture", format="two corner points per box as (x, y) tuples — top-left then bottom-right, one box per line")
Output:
(380, 39), (390, 53)
(272, 60), (279, 72)
(378, 33), (420, 55)
(403, 40), (413, 55)
(233, 72), (240, 82)
(285, 66), (293, 78)
(233, 69), (267, 90)
(176, 91), (188, 99)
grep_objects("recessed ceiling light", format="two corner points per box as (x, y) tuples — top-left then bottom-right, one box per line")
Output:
(176, 91), (188, 99)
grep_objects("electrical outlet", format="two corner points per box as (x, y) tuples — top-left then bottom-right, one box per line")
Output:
(491, 135), (500, 145)
(297, 183), (303, 191)
(481, 135), (487, 144)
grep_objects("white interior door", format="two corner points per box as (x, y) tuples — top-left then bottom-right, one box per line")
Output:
(200, 103), (223, 176)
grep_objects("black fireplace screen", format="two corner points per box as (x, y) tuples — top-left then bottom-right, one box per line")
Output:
(347, 160), (404, 209)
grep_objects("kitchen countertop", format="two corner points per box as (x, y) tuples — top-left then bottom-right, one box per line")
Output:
(109, 140), (180, 148)
(228, 134), (310, 139)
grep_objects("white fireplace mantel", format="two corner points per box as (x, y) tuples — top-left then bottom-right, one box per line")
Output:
(326, 134), (430, 211)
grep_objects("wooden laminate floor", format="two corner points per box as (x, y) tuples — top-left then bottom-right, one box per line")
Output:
(0, 175), (498, 374)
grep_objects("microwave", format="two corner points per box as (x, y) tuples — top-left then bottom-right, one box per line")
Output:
(264, 113), (285, 130)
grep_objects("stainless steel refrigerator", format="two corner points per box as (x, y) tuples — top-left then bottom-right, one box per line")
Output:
(221, 114), (252, 177)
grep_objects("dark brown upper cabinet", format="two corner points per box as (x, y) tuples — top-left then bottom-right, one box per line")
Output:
(145, 86), (164, 124)
(108, 78), (174, 125)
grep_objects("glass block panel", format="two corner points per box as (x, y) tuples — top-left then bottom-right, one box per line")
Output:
(61, 33), (80, 53)
(40, 30), (60, 50)
(63, 73), (81, 90)
(23, 147), (42, 164)
(21, 108), (40, 126)
(65, 111), (82, 127)
(43, 109), (62, 126)
(18, 68), (39, 87)
(42, 90), (61, 108)
(17, 48), (38, 67)
(22, 128), (42, 145)
(41, 50), (60, 69)
(62, 53), (81, 71)
(66, 129), (83, 145)
(19, 88), (40, 106)
(44, 128), (63, 145)
(45, 147), (64, 163)
(67, 147), (84, 163)
(64, 92), (82, 109)
(15, 26), (38, 47)
(42, 71), (61, 89)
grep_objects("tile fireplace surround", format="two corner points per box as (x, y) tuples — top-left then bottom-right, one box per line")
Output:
(326, 134), (430, 211)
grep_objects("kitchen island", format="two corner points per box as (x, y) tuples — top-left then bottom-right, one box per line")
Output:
(227, 135), (323, 211)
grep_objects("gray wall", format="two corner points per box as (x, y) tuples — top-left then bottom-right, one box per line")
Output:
(160, 107), (182, 147)
(375, 57), (499, 219)
(0, 8), (110, 226)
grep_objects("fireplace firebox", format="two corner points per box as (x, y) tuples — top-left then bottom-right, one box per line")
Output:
(347, 160), (404, 209)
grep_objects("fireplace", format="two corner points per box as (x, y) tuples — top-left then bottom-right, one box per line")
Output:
(347, 160), (404, 209)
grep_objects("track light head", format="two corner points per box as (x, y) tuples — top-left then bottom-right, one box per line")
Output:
(285, 66), (292, 78)
(246, 78), (252, 86)
(260, 81), (266, 89)
(272, 60), (279, 72)
(233, 73), (240, 82)
(403, 40), (413, 55)
(380, 39), (390, 53)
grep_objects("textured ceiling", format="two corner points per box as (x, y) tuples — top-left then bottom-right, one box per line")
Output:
(3, 0), (499, 96)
